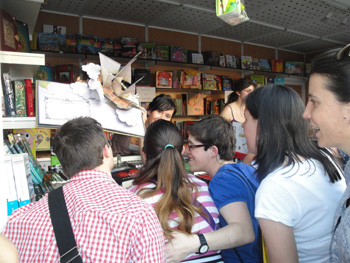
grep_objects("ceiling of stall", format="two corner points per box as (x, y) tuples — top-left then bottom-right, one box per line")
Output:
(39, 0), (350, 54)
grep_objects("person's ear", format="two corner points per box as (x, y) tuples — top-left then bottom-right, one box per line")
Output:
(181, 145), (185, 155)
(103, 144), (113, 159)
(210, 145), (219, 157)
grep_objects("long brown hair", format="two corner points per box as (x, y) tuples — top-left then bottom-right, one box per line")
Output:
(133, 119), (207, 240)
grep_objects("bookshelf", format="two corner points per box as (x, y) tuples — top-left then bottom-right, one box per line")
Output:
(0, 51), (45, 230)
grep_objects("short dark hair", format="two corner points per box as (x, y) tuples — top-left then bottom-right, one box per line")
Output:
(186, 115), (235, 161)
(245, 84), (342, 183)
(147, 94), (176, 116)
(227, 78), (257, 104)
(311, 47), (350, 103)
(52, 117), (108, 178)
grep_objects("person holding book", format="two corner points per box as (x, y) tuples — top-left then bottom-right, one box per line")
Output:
(129, 119), (223, 262)
(302, 43), (350, 263)
(220, 78), (256, 165)
(3, 117), (165, 262)
(165, 115), (260, 263)
(243, 84), (346, 263)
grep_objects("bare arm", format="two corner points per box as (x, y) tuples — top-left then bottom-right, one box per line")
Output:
(165, 202), (255, 262)
(259, 218), (298, 263)
(0, 234), (19, 263)
(220, 105), (233, 122)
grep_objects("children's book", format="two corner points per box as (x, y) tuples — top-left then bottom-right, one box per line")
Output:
(272, 60), (284, 73)
(252, 58), (260, 71)
(226, 55), (237, 68)
(221, 76), (233, 91)
(187, 93), (204, 115)
(12, 80), (27, 117)
(156, 45), (170, 61)
(250, 75), (265, 87)
(156, 71), (173, 88)
(275, 77), (285, 86)
(24, 79), (35, 117)
(241, 56), (252, 70)
(183, 69), (201, 89)
(265, 77), (275, 84)
(259, 59), (271, 72)
(172, 70), (184, 89)
(2, 72), (16, 117)
(285, 61), (305, 75)
(202, 73), (218, 90)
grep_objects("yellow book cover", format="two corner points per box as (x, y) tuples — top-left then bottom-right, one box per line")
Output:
(35, 128), (51, 151)
(13, 129), (36, 158)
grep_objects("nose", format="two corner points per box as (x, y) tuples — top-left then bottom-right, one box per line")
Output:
(303, 103), (311, 120)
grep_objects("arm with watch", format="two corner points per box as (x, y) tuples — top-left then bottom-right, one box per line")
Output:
(165, 201), (255, 262)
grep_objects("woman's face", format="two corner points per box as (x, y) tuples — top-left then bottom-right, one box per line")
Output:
(303, 73), (350, 150)
(242, 109), (258, 154)
(238, 85), (255, 100)
(147, 108), (175, 125)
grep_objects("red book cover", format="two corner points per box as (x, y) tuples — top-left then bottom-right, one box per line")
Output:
(0, 9), (19, 51)
(24, 79), (35, 117)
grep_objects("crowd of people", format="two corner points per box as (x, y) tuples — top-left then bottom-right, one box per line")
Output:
(1, 44), (350, 263)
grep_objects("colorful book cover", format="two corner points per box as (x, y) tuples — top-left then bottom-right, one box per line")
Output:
(174, 98), (183, 116)
(172, 70), (184, 89)
(259, 59), (271, 72)
(156, 45), (170, 61)
(35, 128), (51, 151)
(171, 46), (188, 63)
(202, 73), (217, 90)
(252, 58), (260, 71)
(272, 60), (284, 73)
(13, 129), (36, 158)
(275, 77), (285, 86)
(221, 76), (233, 91)
(250, 75), (265, 87)
(187, 93), (204, 115)
(265, 77), (275, 84)
(16, 20), (31, 53)
(156, 71), (173, 88)
(34, 66), (52, 82)
(285, 61), (305, 75)
(24, 79), (35, 117)
(138, 42), (157, 59)
(13, 80), (27, 117)
(183, 69), (201, 89)
(241, 56), (253, 70)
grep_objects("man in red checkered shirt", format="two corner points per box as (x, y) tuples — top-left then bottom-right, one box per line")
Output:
(3, 117), (165, 262)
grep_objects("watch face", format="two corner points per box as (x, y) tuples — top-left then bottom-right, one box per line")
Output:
(199, 244), (209, 254)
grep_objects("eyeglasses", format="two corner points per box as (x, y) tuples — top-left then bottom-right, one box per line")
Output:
(336, 43), (350, 60)
(188, 144), (212, 150)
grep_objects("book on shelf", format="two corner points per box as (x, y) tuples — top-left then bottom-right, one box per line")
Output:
(252, 58), (261, 71)
(171, 46), (188, 63)
(202, 73), (220, 90)
(0, 9), (19, 52)
(285, 61), (305, 75)
(183, 69), (201, 89)
(133, 68), (151, 86)
(259, 59), (271, 72)
(34, 65), (53, 82)
(265, 77), (275, 84)
(156, 71), (173, 88)
(34, 128), (51, 151)
(272, 59), (284, 73)
(187, 93), (204, 116)
(13, 129), (36, 158)
(156, 45), (170, 61)
(4, 155), (19, 215)
(12, 80), (27, 117)
(241, 56), (253, 70)
(2, 72), (16, 117)
(225, 55), (237, 68)
(24, 79), (35, 117)
(221, 76), (233, 91)
(137, 42), (157, 60)
(172, 70), (184, 89)
(250, 75), (265, 87)
(275, 77), (285, 85)
(219, 55), (226, 67)
(16, 20), (31, 53)
(1, 84), (6, 117)
(174, 98), (183, 116)
(190, 52), (204, 64)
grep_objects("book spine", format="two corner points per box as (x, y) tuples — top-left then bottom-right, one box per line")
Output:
(1, 84), (6, 117)
(13, 80), (27, 117)
(2, 73), (16, 117)
(24, 79), (35, 117)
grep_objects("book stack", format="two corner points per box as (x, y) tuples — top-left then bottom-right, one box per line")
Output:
(2, 73), (35, 118)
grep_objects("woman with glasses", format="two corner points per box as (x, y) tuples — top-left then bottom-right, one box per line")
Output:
(165, 115), (260, 263)
(303, 43), (350, 263)
(129, 119), (223, 263)
(243, 84), (346, 263)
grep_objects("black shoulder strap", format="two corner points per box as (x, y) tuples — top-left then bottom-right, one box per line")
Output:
(48, 187), (83, 263)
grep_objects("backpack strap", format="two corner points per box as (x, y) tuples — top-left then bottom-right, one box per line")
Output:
(48, 187), (83, 263)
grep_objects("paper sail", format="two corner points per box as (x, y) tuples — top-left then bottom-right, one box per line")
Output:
(115, 52), (142, 84)
(99, 52), (121, 86)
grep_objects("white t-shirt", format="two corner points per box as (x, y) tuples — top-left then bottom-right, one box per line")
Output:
(255, 159), (346, 263)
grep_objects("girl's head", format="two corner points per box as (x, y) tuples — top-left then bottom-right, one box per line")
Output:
(134, 119), (205, 239)
(243, 85), (326, 181)
(146, 94), (176, 127)
(227, 78), (256, 104)
(303, 44), (350, 151)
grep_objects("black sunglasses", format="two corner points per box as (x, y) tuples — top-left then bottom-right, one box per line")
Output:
(336, 43), (350, 60)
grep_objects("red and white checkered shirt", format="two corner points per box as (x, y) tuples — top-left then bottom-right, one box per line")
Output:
(3, 170), (165, 263)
